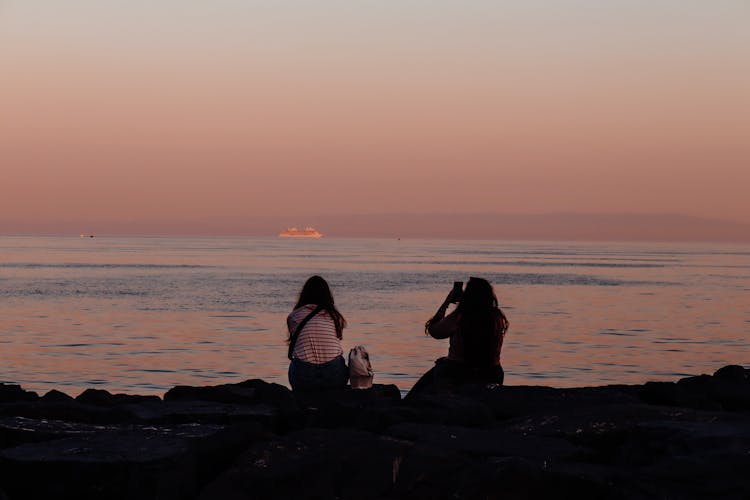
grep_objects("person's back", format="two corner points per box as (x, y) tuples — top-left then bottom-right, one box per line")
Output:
(288, 304), (342, 363)
(286, 276), (349, 391)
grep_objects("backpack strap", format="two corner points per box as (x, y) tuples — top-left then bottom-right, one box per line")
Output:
(287, 305), (324, 360)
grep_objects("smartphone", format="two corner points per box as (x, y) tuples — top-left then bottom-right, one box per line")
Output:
(451, 281), (463, 303)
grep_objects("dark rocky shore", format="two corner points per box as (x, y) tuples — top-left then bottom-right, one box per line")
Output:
(2, 365), (750, 500)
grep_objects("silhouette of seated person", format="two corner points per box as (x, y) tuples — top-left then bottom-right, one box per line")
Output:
(287, 276), (349, 391)
(411, 277), (508, 394)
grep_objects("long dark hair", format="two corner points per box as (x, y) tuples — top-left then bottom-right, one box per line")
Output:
(293, 275), (346, 339)
(455, 277), (508, 365)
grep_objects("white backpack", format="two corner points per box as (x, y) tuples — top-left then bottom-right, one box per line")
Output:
(348, 345), (374, 389)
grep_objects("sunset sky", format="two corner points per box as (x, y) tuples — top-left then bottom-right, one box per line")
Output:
(1, 1), (749, 236)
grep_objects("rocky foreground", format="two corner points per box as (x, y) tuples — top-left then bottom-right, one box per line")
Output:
(2, 365), (750, 500)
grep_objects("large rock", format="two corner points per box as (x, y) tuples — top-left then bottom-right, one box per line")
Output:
(293, 384), (402, 430)
(389, 445), (610, 500)
(677, 368), (750, 410)
(199, 428), (410, 500)
(122, 400), (282, 429)
(293, 383), (401, 408)
(387, 442), (498, 500)
(75, 388), (160, 406)
(0, 423), (264, 500)
(234, 379), (299, 415)
(639, 381), (721, 410)
(40, 390), (74, 403)
(387, 422), (579, 460)
(0, 429), (197, 500)
(601, 420), (750, 499)
(0, 385), (38, 404)
(164, 384), (257, 405)
(639, 365), (750, 411)
(399, 391), (495, 426)
(0, 416), (119, 450)
(165, 379), (298, 416)
(2, 366), (750, 499)
(0, 400), (132, 424)
(455, 384), (642, 420)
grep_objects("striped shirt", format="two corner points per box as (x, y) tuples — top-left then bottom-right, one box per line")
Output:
(288, 304), (343, 364)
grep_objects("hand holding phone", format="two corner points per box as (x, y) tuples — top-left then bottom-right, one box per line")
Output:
(449, 281), (463, 303)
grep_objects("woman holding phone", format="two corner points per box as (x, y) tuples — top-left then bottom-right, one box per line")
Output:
(411, 277), (509, 393)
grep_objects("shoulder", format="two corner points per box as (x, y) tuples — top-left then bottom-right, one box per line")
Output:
(294, 304), (317, 314)
(288, 304), (317, 322)
(428, 310), (459, 338)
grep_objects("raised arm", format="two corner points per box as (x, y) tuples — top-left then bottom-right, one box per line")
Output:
(425, 291), (459, 339)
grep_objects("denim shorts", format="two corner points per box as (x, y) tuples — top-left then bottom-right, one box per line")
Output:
(288, 355), (349, 391)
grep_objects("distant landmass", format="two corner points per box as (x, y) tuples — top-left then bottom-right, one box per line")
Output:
(2, 213), (749, 242)
(310, 213), (750, 242)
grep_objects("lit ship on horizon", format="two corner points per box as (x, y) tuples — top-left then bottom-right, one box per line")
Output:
(278, 226), (323, 238)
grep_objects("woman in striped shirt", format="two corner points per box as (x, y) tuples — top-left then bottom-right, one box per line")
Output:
(287, 275), (349, 391)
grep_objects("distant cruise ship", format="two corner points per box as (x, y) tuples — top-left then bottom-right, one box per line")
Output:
(278, 226), (323, 238)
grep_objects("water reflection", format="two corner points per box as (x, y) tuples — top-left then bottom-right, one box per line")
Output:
(0, 236), (749, 395)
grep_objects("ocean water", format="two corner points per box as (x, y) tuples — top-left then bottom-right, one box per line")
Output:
(1, 236), (749, 396)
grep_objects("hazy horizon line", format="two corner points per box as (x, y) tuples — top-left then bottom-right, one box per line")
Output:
(2, 211), (750, 243)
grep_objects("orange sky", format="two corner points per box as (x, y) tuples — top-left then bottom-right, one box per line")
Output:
(1, 2), (749, 235)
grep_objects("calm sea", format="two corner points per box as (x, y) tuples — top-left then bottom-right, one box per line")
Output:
(1, 236), (749, 396)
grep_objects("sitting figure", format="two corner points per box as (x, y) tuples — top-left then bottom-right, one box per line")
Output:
(411, 277), (509, 394)
(287, 276), (349, 391)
